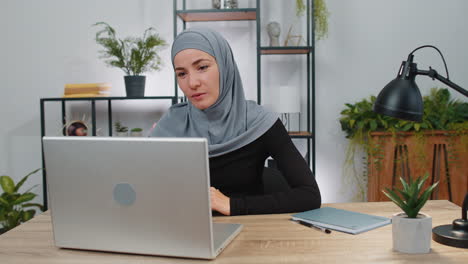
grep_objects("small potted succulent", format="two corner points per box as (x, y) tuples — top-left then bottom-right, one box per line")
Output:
(130, 128), (143, 137)
(114, 121), (128, 137)
(383, 173), (438, 253)
(93, 22), (167, 97)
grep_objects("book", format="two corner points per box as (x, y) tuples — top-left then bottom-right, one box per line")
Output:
(62, 93), (110, 98)
(64, 83), (111, 95)
(64, 83), (111, 89)
(291, 207), (391, 235)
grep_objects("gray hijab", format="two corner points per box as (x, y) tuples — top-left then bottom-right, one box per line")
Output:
(152, 28), (278, 157)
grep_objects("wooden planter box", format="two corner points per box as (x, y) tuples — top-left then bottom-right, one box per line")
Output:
(367, 130), (468, 206)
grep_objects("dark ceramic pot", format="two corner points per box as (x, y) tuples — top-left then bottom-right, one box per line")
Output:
(124, 75), (146, 97)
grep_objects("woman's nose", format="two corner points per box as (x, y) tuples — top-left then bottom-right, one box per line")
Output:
(188, 75), (201, 89)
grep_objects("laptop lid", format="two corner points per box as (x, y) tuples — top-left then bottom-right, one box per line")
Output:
(43, 136), (216, 259)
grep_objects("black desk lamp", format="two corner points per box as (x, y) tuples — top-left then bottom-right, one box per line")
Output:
(374, 45), (468, 122)
(373, 45), (468, 248)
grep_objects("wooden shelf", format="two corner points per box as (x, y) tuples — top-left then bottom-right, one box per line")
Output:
(260, 47), (312, 55)
(177, 8), (256, 22)
(288, 131), (313, 138)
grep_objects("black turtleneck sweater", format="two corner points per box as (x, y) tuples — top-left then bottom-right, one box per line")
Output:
(209, 119), (321, 215)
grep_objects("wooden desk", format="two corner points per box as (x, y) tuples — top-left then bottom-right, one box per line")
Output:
(1, 201), (467, 263)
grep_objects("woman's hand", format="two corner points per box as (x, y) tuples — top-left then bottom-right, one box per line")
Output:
(210, 187), (231, 216)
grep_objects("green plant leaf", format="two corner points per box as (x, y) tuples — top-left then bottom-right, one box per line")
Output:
(412, 181), (439, 217)
(0, 176), (15, 194)
(370, 120), (377, 131)
(402, 123), (413, 131)
(12, 193), (36, 205)
(0, 196), (9, 207)
(406, 179), (419, 209)
(14, 168), (42, 192)
(399, 177), (410, 193)
(22, 203), (44, 211)
(20, 209), (36, 222)
(396, 189), (410, 201)
(383, 188), (409, 213)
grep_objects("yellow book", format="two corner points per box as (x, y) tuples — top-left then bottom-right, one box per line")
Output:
(64, 88), (112, 95)
(64, 83), (111, 89)
(62, 93), (110, 98)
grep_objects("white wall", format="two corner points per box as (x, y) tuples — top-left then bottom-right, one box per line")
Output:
(1, 0), (467, 208)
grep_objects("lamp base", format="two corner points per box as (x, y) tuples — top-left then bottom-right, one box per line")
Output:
(432, 224), (468, 248)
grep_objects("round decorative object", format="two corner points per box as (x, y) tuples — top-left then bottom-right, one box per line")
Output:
(66, 121), (88, 136)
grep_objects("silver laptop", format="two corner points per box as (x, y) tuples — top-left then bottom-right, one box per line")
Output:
(42, 136), (242, 259)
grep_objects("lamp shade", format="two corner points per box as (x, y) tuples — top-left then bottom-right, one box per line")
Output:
(374, 64), (423, 122)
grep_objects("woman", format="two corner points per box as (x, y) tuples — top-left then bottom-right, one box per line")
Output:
(153, 28), (321, 215)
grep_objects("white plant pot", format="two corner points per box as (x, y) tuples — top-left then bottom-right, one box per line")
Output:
(130, 131), (143, 137)
(392, 212), (432, 254)
(116, 132), (128, 137)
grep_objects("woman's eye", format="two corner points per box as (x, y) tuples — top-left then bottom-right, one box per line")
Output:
(199, 65), (208, 71)
(177, 72), (186, 78)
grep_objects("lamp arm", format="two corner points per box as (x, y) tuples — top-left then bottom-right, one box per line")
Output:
(417, 68), (468, 97)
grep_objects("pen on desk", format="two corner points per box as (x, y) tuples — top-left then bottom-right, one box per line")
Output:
(292, 219), (332, 234)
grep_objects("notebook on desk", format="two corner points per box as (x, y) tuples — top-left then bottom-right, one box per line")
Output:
(291, 207), (391, 235)
(43, 136), (242, 259)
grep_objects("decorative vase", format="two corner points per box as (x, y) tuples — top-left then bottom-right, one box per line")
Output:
(124, 75), (146, 97)
(392, 212), (432, 253)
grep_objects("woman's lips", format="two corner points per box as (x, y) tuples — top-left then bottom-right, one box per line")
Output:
(192, 93), (206, 101)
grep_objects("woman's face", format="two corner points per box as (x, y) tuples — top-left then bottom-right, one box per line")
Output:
(174, 49), (220, 110)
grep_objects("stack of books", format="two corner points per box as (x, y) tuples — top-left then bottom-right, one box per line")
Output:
(63, 83), (111, 98)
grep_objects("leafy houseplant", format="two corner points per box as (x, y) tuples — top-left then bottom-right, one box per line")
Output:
(0, 168), (43, 234)
(114, 121), (128, 137)
(383, 173), (439, 253)
(93, 22), (167, 97)
(296, 0), (329, 41)
(339, 88), (468, 202)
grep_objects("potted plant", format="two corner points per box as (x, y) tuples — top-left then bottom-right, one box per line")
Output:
(296, 0), (329, 41)
(114, 121), (128, 137)
(0, 168), (44, 234)
(339, 88), (468, 204)
(383, 173), (438, 253)
(93, 22), (167, 97)
(130, 128), (143, 137)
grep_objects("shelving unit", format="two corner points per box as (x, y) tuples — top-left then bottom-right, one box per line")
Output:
(174, 0), (315, 169)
